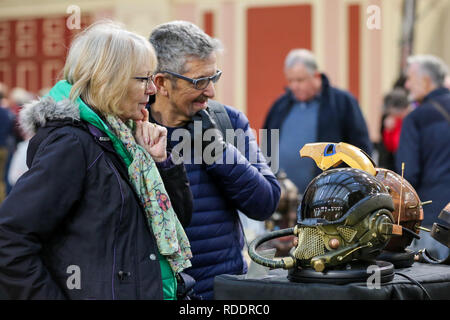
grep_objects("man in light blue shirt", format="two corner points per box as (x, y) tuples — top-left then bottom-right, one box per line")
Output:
(264, 49), (372, 195)
(279, 98), (319, 193)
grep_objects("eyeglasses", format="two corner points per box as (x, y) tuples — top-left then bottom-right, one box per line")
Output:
(133, 74), (155, 89)
(161, 70), (222, 90)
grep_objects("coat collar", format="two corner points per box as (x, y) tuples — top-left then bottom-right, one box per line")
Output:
(422, 87), (450, 104)
(19, 96), (80, 138)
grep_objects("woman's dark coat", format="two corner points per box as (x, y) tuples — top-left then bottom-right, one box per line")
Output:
(0, 98), (192, 299)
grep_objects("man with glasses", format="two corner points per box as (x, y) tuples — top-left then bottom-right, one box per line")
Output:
(147, 21), (280, 300)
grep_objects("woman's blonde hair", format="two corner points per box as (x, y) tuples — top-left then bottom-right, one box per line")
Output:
(64, 20), (156, 116)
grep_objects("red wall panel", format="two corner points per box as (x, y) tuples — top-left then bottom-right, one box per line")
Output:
(0, 15), (92, 94)
(348, 4), (360, 101)
(246, 5), (312, 135)
(203, 11), (214, 37)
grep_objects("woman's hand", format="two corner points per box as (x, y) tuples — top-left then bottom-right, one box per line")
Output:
(135, 109), (168, 162)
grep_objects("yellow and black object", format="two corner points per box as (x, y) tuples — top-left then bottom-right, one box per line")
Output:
(300, 142), (377, 176)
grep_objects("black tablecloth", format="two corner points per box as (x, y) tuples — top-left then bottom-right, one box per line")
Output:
(214, 262), (450, 300)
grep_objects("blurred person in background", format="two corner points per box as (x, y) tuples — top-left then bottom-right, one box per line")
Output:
(397, 54), (450, 260)
(377, 88), (411, 170)
(263, 49), (372, 195)
(9, 87), (34, 116)
(7, 88), (51, 187)
(0, 83), (14, 203)
(7, 131), (31, 187)
(3, 87), (33, 194)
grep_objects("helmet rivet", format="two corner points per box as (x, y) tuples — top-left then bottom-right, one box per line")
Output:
(328, 238), (340, 249)
(312, 259), (325, 272)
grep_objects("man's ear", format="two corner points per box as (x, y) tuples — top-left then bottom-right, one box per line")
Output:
(154, 73), (169, 97)
(423, 75), (437, 94)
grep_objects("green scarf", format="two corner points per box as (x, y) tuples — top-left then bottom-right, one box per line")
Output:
(47, 81), (192, 299)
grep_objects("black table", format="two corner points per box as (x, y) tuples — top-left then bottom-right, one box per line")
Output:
(214, 262), (450, 300)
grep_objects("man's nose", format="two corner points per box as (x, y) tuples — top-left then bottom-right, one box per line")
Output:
(203, 81), (215, 98)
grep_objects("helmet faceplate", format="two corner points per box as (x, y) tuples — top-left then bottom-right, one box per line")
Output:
(299, 168), (391, 225)
(294, 168), (395, 271)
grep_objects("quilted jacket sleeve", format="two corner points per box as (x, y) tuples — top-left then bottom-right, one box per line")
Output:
(205, 107), (281, 221)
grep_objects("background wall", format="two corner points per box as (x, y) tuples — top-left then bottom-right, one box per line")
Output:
(1, 0), (449, 142)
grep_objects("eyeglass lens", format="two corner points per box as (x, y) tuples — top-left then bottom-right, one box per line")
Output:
(195, 72), (221, 90)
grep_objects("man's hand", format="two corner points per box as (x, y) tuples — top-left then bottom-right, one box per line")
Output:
(186, 109), (227, 163)
(135, 109), (168, 162)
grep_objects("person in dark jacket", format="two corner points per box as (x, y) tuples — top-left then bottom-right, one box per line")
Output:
(377, 88), (411, 171)
(397, 54), (450, 260)
(263, 49), (372, 194)
(0, 21), (193, 300)
(148, 21), (281, 299)
(0, 101), (14, 203)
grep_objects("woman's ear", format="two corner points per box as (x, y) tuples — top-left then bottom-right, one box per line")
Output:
(154, 73), (169, 97)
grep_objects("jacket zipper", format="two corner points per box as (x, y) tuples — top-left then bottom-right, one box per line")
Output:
(106, 158), (125, 300)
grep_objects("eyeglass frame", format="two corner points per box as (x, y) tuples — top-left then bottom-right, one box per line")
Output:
(160, 69), (222, 90)
(132, 74), (155, 89)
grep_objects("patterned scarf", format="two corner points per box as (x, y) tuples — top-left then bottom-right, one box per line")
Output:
(47, 80), (192, 274)
(105, 115), (192, 274)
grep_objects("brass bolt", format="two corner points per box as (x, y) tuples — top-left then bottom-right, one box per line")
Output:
(312, 260), (325, 272)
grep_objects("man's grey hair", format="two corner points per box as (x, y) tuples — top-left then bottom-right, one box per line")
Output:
(149, 20), (223, 74)
(284, 49), (318, 74)
(407, 54), (449, 87)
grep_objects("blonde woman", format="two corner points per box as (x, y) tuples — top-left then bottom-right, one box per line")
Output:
(0, 22), (192, 300)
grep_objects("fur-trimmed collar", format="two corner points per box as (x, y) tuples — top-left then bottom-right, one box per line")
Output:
(19, 97), (80, 137)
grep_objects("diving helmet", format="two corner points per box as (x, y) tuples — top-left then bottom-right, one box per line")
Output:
(294, 168), (395, 272)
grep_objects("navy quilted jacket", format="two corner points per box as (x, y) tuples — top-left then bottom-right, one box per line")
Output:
(157, 105), (281, 299)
